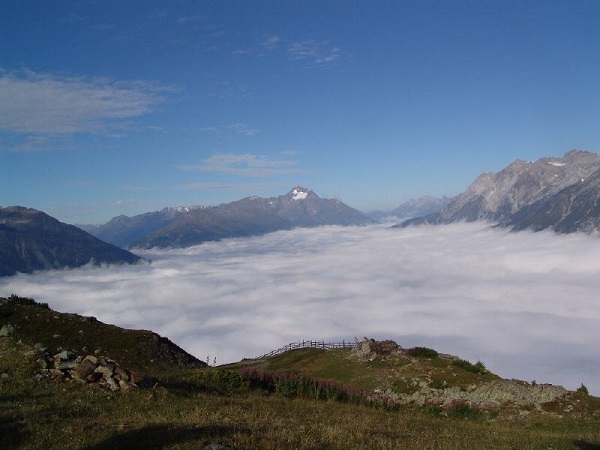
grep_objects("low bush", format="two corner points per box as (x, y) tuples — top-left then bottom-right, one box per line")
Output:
(429, 378), (447, 390)
(406, 347), (439, 358)
(392, 379), (419, 395)
(6, 294), (49, 309)
(237, 367), (365, 403)
(453, 359), (486, 375)
(577, 384), (589, 396)
(446, 400), (481, 419)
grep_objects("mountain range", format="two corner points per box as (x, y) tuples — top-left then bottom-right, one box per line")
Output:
(368, 195), (450, 222)
(78, 206), (195, 249)
(399, 150), (600, 233)
(3, 151), (600, 278)
(87, 187), (375, 249)
(0, 206), (141, 277)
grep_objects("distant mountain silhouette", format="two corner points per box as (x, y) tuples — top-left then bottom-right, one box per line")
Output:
(87, 187), (374, 249)
(369, 196), (450, 221)
(0, 206), (141, 277)
(79, 207), (196, 249)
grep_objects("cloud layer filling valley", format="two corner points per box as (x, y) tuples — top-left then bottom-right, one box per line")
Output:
(2, 223), (600, 395)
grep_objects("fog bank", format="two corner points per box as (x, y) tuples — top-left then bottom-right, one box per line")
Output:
(2, 223), (600, 395)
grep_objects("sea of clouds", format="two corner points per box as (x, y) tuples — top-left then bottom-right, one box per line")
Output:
(2, 222), (600, 395)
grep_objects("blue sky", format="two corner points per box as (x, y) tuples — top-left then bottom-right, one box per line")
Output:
(2, 1), (600, 224)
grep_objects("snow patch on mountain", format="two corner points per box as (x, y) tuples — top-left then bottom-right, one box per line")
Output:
(292, 188), (308, 201)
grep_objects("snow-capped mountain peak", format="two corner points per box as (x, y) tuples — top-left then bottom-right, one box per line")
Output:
(291, 187), (310, 201)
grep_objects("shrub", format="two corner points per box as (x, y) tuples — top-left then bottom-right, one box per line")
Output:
(424, 404), (445, 417)
(7, 294), (49, 309)
(577, 383), (589, 396)
(392, 379), (419, 395)
(406, 347), (439, 358)
(429, 378), (447, 390)
(447, 400), (481, 419)
(453, 359), (487, 374)
(188, 369), (250, 395)
(236, 367), (365, 403)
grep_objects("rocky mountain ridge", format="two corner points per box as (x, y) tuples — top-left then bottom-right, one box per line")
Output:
(87, 187), (374, 249)
(399, 149), (600, 233)
(79, 206), (201, 249)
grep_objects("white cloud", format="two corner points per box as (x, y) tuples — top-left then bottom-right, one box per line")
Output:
(226, 123), (259, 136)
(197, 123), (259, 136)
(243, 36), (342, 68)
(0, 69), (171, 137)
(176, 15), (204, 25)
(171, 182), (279, 192)
(261, 35), (281, 50)
(179, 153), (307, 177)
(288, 40), (342, 65)
(213, 80), (251, 101)
(2, 223), (600, 395)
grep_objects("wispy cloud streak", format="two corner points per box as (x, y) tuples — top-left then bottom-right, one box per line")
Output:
(2, 223), (600, 394)
(288, 40), (342, 65)
(179, 153), (307, 176)
(0, 69), (172, 137)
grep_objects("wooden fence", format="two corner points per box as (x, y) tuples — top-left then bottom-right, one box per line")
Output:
(256, 340), (357, 359)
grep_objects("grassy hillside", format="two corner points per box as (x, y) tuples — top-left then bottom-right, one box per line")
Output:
(1, 296), (600, 449)
(0, 295), (202, 373)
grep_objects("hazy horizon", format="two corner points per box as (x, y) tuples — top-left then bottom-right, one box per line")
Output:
(2, 222), (599, 396)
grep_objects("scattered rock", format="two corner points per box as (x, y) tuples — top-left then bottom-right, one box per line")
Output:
(202, 444), (232, 450)
(71, 357), (97, 380)
(355, 338), (571, 414)
(33, 343), (47, 352)
(352, 338), (402, 360)
(0, 323), (15, 337)
(32, 348), (156, 392)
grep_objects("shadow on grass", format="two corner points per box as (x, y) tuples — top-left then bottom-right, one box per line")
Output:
(158, 379), (222, 397)
(0, 391), (54, 403)
(574, 440), (600, 450)
(82, 424), (246, 450)
(0, 414), (29, 450)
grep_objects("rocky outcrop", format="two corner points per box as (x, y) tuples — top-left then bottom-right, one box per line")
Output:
(352, 338), (571, 412)
(33, 346), (157, 391)
(352, 338), (402, 359)
(369, 379), (568, 410)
